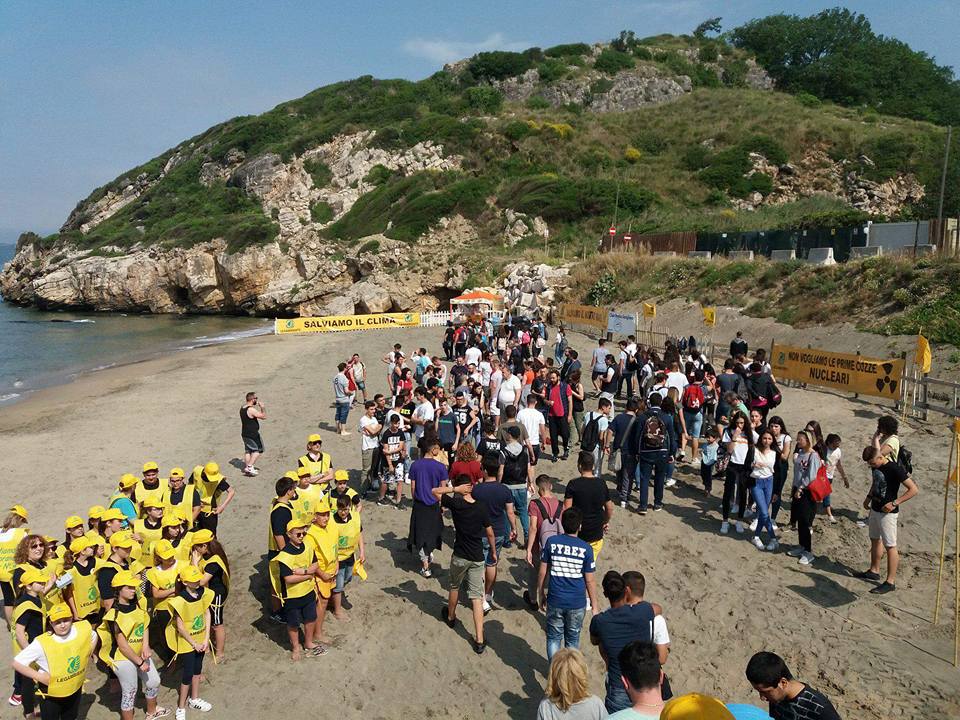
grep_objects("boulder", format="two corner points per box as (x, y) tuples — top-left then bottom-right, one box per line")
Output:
(353, 281), (393, 314)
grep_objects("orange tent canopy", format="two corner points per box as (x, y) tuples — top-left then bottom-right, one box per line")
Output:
(451, 290), (502, 303)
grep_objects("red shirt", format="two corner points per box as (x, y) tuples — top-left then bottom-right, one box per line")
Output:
(448, 459), (483, 485)
(548, 383), (572, 417)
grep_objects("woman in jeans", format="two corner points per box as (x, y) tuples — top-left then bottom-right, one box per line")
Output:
(767, 416), (792, 527)
(720, 411), (757, 535)
(750, 430), (779, 552)
(568, 370), (586, 444)
(787, 430), (822, 566)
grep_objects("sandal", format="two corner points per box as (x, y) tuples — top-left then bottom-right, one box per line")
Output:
(147, 708), (172, 720)
(306, 645), (328, 657)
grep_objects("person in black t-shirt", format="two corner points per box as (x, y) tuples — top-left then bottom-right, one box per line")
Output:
(854, 446), (918, 594)
(729, 331), (748, 359)
(746, 651), (841, 720)
(563, 451), (614, 561)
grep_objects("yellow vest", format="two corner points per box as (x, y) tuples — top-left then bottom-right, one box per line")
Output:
(330, 487), (361, 513)
(334, 513), (362, 561)
(291, 484), (323, 526)
(267, 499), (293, 553)
(70, 560), (101, 620)
(36, 620), (93, 698)
(0, 527), (27, 582)
(41, 559), (64, 612)
(97, 604), (147, 667)
(134, 479), (168, 517)
(269, 544), (317, 603)
(101, 559), (147, 611)
(11, 595), (43, 654)
(84, 530), (106, 554)
(164, 588), (214, 654)
(194, 471), (224, 516)
(305, 524), (338, 598)
(298, 452), (331, 478)
(133, 520), (164, 568)
(161, 486), (197, 523)
(145, 561), (179, 614)
(200, 555), (230, 595)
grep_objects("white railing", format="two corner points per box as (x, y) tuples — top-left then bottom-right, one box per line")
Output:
(419, 311), (454, 327)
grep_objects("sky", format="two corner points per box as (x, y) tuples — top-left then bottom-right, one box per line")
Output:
(1, 0), (958, 243)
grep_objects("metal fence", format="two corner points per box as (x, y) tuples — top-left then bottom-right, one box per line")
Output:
(600, 231), (697, 255)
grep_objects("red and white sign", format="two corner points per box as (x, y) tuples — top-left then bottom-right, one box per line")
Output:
(608, 226), (616, 236)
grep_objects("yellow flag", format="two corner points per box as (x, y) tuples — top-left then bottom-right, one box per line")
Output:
(642, 302), (656, 319)
(702, 306), (716, 326)
(915, 334), (931, 374)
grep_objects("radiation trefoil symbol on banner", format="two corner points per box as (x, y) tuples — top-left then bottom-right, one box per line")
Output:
(875, 363), (898, 394)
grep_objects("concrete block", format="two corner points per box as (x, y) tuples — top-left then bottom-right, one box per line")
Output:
(729, 250), (754, 261)
(850, 245), (882, 259)
(687, 251), (712, 259)
(653, 251), (676, 257)
(913, 244), (937, 257)
(770, 249), (796, 262)
(806, 247), (836, 265)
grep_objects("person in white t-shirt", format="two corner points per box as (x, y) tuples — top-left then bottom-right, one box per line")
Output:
(517, 395), (547, 463)
(359, 401), (383, 491)
(464, 344), (482, 368)
(823, 433), (849, 524)
(665, 362), (688, 396)
(410, 387), (436, 448)
(497, 366), (522, 412)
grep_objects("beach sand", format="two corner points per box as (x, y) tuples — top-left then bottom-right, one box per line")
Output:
(1, 321), (959, 720)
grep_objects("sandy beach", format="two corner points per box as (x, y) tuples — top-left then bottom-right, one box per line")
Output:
(1, 318), (959, 720)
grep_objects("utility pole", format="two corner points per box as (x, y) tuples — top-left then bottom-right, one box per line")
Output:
(937, 125), (953, 246)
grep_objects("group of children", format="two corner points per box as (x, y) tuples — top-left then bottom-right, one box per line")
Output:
(1, 460), (232, 720)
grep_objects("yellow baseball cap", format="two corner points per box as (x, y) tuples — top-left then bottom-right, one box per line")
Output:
(65, 515), (85, 529)
(175, 507), (192, 522)
(43, 536), (57, 544)
(202, 462), (223, 481)
(69, 536), (95, 554)
(191, 529), (214, 545)
(334, 469), (349, 482)
(141, 497), (165, 510)
(142, 461), (159, 473)
(179, 565), (203, 584)
(169, 467), (185, 478)
(307, 434), (322, 443)
(283, 470), (299, 482)
(88, 505), (105, 520)
(118, 473), (139, 490)
(161, 513), (183, 528)
(111, 569), (139, 588)
(47, 603), (73, 622)
(286, 519), (308, 533)
(100, 508), (126, 522)
(296, 466), (312, 477)
(10, 504), (28, 520)
(109, 532), (135, 549)
(315, 498), (331, 514)
(19, 568), (49, 587)
(153, 539), (176, 560)
(661, 694), (735, 720)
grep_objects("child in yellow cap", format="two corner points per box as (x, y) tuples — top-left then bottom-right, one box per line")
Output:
(134, 499), (166, 568)
(108, 474), (140, 525)
(269, 520), (325, 660)
(63, 536), (101, 624)
(11, 567), (47, 713)
(60, 516), (86, 561)
(1, 504), (30, 628)
(190, 530), (230, 662)
(165, 566), (214, 717)
(162, 469), (201, 528)
(145, 539), (179, 668)
(298, 435), (334, 487)
(328, 469), (362, 514)
(304, 499), (338, 647)
(135, 462), (168, 519)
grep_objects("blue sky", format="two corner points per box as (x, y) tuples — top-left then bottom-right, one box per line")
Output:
(1, 1), (957, 243)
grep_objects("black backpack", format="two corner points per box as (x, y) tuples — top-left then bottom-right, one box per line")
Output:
(641, 412), (666, 451)
(581, 414), (602, 453)
(501, 447), (528, 484)
(897, 445), (913, 476)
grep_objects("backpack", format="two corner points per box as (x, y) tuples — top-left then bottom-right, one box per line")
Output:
(533, 498), (563, 548)
(641, 412), (666, 450)
(681, 384), (704, 411)
(897, 445), (913, 476)
(501, 447), (528, 484)
(581, 413), (602, 453)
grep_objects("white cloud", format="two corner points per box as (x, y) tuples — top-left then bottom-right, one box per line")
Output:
(402, 32), (529, 65)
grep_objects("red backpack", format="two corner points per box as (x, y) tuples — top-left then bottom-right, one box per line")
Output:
(682, 384), (704, 411)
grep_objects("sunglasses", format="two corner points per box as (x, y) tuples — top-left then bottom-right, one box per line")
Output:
(291, 531), (306, 538)
(30, 543), (45, 549)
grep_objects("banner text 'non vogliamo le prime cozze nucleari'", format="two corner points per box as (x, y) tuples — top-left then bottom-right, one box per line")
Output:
(275, 312), (421, 335)
(771, 343), (905, 399)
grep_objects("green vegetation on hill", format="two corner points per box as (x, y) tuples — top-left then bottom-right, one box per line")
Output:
(43, 7), (960, 256)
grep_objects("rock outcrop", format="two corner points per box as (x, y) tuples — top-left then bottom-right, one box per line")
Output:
(500, 262), (572, 316)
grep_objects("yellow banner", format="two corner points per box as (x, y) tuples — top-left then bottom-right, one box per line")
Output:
(642, 302), (656, 319)
(558, 304), (609, 330)
(702, 306), (716, 326)
(915, 334), (931, 374)
(771, 344), (905, 399)
(275, 312), (421, 335)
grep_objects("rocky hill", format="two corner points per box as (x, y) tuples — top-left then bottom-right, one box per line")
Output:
(2, 30), (955, 316)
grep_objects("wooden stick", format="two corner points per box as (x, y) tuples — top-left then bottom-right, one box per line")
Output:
(935, 428), (956, 623)
(954, 429), (959, 666)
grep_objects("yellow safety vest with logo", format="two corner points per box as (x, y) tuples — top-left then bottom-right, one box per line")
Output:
(164, 588), (213, 655)
(172, 535), (192, 565)
(100, 560), (147, 611)
(134, 479), (168, 518)
(297, 452), (331, 478)
(334, 513), (362, 562)
(291, 484), (323, 527)
(145, 561), (179, 614)
(161, 487), (198, 523)
(267, 499), (293, 553)
(200, 555), (230, 594)
(193, 469), (224, 517)
(0, 527), (27, 582)
(36, 620), (93, 698)
(305, 524), (338, 598)
(69, 560), (101, 620)
(269, 544), (317, 604)
(97, 604), (148, 667)
(133, 520), (164, 568)
(10, 595), (43, 654)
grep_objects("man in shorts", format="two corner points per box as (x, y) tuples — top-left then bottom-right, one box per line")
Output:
(378, 415), (408, 507)
(333, 364), (352, 436)
(240, 391), (266, 477)
(433, 475), (495, 654)
(472, 458), (518, 613)
(358, 401), (382, 495)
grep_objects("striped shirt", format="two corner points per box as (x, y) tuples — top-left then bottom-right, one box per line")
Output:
(541, 534), (595, 610)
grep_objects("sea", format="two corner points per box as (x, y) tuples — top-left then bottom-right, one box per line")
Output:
(0, 244), (273, 406)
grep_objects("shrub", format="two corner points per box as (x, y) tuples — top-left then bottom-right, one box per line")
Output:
(526, 95), (551, 109)
(464, 86), (504, 113)
(594, 48), (635, 74)
(633, 130), (668, 155)
(466, 51), (533, 81)
(587, 272), (618, 306)
(748, 172), (774, 195)
(543, 122), (574, 139)
(632, 46), (653, 60)
(681, 144), (711, 170)
(590, 78), (614, 95)
(721, 58), (748, 86)
(536, 58), (569, 84)
(744, 135), (788, 166)
(500, 174), (654, 222)
(303, 158), (333, 188)
(698, 42), (720, 63)
(363, 164), (393, 186)
(502, 120), (532, 142)
(544, 43), (591, 58)
(359, 238), (381, 254)
(796, 92), (822, 107)
(310, 201), (334, 223)
(624, 146), (642, 163)
(691, 65), (721, 87)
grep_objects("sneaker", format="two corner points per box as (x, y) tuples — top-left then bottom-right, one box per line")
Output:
(473, 639), (486, 654)
(853, 570), (881, 582)
(856, 518), (868, 528)
(188, 698), (212, 712)
(765, 538), (779, 552)
(269, 612), (285, 624)
(869, 581), (896, 594)
(730, 503), (739, 515)
(798, 552), (816, 566)
(176, 710), (186, 720)
(719, 521), (729, 535)
(441, 606), (456, 628)
(551, 455), (558, 463)
(665, 478), (676, 488)
(8, 695), (22, 707)
(339, 430), (352, 436)
(828, 515), (837, 524)
(752, 536), (766, 550)
(744, 507), (755, 519)
(482, 597), (491, 613)
(419, 567), (432, 578)
(620, 501), (627, 509)
(786, 547), (804, 558)
(653, 505), (663, 512)
(638, 508), (648, 516)
(749, 519), (759, 532)
(771, 523), (780, 532)
(735, 521), (745, 534)
(561, 453), (569, 461)
(376, 497), (390, 506)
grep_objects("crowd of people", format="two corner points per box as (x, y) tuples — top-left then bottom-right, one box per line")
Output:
(3, 313), (923, 719)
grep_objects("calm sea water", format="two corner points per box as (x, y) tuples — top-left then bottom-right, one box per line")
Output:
(0, 244), (272, 405)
